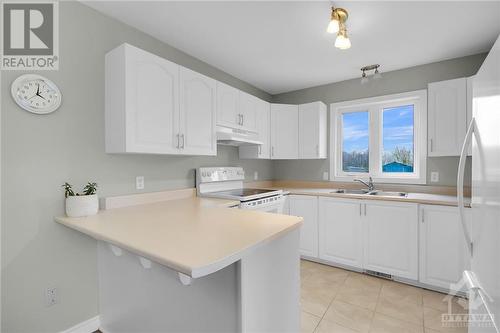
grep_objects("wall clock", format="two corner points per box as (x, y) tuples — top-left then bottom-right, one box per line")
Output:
(11, 74), (62, 114)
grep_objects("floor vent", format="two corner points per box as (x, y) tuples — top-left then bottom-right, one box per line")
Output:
(365, 270), (393, 280)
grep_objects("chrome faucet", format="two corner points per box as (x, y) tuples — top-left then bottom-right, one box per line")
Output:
(354, 177), (375, 192)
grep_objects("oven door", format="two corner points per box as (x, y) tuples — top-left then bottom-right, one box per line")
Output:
(240, 196), (285, 214)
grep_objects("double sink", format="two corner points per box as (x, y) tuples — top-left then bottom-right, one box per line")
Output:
(330, 189), (407, 197)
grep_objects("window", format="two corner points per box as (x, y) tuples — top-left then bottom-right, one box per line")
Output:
(330, 90), (427, 184)
(341, 111), (369, 173)
(382, 105), (414, 173)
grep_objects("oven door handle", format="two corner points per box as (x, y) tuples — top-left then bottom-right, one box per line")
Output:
(240, 195), (285, 210)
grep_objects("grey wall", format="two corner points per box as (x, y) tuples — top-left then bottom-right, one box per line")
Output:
(1, 2), (272, 332)
(272, 53), (486, 186)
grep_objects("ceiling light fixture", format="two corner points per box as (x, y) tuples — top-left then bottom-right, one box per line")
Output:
(360, 64), (382, 84)
(327, 6), (351, 50)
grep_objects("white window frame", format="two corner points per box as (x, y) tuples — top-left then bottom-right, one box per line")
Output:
(330, 90), (427, 184)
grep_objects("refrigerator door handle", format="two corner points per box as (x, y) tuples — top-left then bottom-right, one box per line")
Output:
(457, 118), (475, 256)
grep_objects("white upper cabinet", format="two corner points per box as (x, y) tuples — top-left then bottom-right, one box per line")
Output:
(105, 44), (216, 156)
(238, 91), (258, 132)
(419, 205), (471, 292)
(362, 201), (418, 280)
(318, 197), (363, 269)
(298, 102), (327, 159)
(216, 82), (239, 128)
(270, 104), (299, 159)
(179, 67), (217, 156)
(106, 44), (180, 154)
(428, 77), (467, 156)
(288, 195), (318, 258)
(239, 99), (271, 159)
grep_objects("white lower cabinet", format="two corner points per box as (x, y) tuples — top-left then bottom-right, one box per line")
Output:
(282, 195), (290, 215)
(288, 195), (318, 258)
(318, 197), (363, 268)
(362, 201), (419, 280)
(419, 205), (471, 292)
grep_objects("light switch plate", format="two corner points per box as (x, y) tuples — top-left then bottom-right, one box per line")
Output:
(322, 172), (329, 180)
(430, 172), (439, 183)
(136, 176), (145, 190)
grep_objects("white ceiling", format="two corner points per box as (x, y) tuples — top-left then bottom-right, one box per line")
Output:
(84, 1), (500, 94)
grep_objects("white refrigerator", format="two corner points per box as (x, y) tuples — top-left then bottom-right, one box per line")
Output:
(458, 34), (500, 333)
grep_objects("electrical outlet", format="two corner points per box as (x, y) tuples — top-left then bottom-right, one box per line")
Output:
(322, 172), (329, 180)
(430, 172), (439, 183)
(136, 176), (144, 190)
(45, 287), (57, 307)
(253, 171), (258, 180)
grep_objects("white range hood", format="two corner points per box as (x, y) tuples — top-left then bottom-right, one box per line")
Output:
(216, 125), (263, 146)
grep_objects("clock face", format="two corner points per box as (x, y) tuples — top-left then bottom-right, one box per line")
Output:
(11, 75), (62, 114)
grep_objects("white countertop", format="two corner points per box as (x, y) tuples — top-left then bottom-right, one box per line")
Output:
(277, 188), (470, 207)
(55, 197), (303, 278)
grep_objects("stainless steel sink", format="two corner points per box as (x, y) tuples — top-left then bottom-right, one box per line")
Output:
(368, 191), (407, 197)
(330, 189), (407, 197)
(330, 189), (370, 195)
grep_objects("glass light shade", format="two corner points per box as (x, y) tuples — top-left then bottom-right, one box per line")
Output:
(335, 34), (351, 49)
(327, 19), (340, 34)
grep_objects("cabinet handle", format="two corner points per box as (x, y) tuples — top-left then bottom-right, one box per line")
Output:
(430, 139), (433, 152)
(242, 114), (244, 126)
(181, 134), (185, 149)
(359, 204), (362, 216)
(258, 145), (262, 155)
(421, 213), (425, 223)
(239, 114), (242, 125)
(271, 146), (274, 157)
(176, 133), (180, 149)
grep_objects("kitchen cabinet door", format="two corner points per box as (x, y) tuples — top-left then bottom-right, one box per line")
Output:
(363, 201), (418, 280)
(270, 104), (299, 159)
(428, 78), (467, 156)
(318, 197), (363, 269)
(298, 102), (327, 159)
(216, 81), (239, 128)
(238, 91), (258, 132)
(419, 205), (471, 292)
(282, 195), (290, 215)
(179, 67), (217, 156)
(288, 195), (318, 258)
(105, 43), (180, 154)
(239, 99), (271, 159)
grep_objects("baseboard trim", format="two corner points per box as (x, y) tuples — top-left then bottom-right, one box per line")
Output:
(60, 316), (100, 333)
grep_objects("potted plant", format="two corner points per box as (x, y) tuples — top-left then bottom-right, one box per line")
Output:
(62, 182), (99, 217)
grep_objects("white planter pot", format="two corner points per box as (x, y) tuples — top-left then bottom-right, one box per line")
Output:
(65, 194), (99, 217)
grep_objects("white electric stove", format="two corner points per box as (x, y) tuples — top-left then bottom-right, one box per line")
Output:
(196, 167), (285, 213)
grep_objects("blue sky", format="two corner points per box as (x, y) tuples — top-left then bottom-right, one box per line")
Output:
(342, 112), (369, 152)
(342, 105), (414, 153)
(382, 105), (414, 153)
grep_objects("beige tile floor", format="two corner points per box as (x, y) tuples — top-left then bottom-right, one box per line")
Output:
(300, 260), (468, 333)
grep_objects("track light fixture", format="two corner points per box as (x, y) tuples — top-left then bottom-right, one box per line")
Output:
(360, 64), (382, 84)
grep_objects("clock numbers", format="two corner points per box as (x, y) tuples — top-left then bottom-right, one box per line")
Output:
(11, 75), (61, 114)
